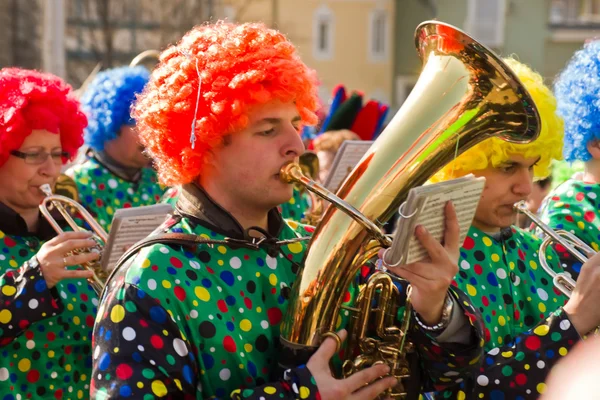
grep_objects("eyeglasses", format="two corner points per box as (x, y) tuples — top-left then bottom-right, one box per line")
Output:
(10, 150), (70, 165)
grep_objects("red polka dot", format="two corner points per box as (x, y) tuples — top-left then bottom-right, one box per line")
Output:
(515, 373), (527, 386)
(240, 291), (245, 297)
(576, 192), (585, 201)
(47, 332), (56, 341)
(244, 297), (252, 309)
(25, 331), (34, 340)
(174, 286), (186, 301)
(150, 335), (164, 349)
(555, 243), (566, 253)
(518, 249), (525, 261)
(80, 293), (89, 302)
(223, 336), (236, 352)
(267, 308), (283, 325)
(566, 215), (574, 223)
(474, 264), (483, 275)
(26, 369), (40, 383)
(552, 196), (560, 201)
(86, 315), (95, 328)
(116, 363), (133, 380)
(584, 211), (595, 222)
(483, 327), (491, 343)
(54, 389), (63, 399)
(217, 300), (228, 313)
(524, 335), (541, 351)
(3, 236), (16, 248)
(19, 320), (30, 329)
(243, 255), (250, 260)
(481, 296), (489, 307)
(65, 346), (72, 355)
(343, 291), (351, 303)
(305, 226), (315, 234)
(139, 319), (149, 328)
(463, 236), (475, 250)
(170, 257), (183, 268)
(514, 310), (520, 321)
(96, 198), (104, 207)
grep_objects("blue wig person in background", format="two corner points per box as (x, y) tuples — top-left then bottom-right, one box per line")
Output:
(66, 66), (165, 231)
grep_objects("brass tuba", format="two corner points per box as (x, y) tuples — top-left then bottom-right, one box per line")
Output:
(278, 21), (541, 398)
(39, 184), (109, 295)
(514, 201), (594, 297)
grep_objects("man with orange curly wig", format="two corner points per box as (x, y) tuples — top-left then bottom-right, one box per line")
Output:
(0, 68), (102, 398)
(91, 22), (485, 400)
(428, 59), (598, 399)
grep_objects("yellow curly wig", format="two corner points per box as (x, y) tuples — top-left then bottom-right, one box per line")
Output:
(431, 58), (564, 182)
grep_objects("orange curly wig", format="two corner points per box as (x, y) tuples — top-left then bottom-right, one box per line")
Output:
(133, 22), (320, 185)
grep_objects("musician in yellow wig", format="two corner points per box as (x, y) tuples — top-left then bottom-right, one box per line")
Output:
(429, 58), (600, 400)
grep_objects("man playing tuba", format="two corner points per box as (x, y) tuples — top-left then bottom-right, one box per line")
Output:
(90, 22), (484, 399)
(425, 59), (600, 399)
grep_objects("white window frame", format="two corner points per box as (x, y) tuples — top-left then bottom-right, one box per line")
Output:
(464, 0), (507, 48)
(368, 8), (389, 62)
(313, 5), (334, 61)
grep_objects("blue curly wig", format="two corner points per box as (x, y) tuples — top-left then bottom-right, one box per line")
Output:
(555, 40), (600, 162)
(81, 66), (149, 151)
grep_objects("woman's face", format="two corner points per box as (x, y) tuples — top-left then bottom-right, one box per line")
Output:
(0, 130), (63, 213)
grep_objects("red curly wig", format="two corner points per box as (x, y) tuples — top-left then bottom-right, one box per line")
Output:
(0, 68), (87, 168)
(133, 21), (320, 186)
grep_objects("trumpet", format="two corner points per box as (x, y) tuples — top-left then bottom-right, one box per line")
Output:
(514, 201), (594, 297)
(39, 184), (109, 295)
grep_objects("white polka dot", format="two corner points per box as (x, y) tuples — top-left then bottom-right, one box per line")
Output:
(142, 194), (149, 200)
(496, 269), (507, 280)
(127, 188), (135, 195)
(52, 371), (58, 378)
(190, 310), (198, 319)
(537, 288), (549, 301)
(28, 299), (39, 309)
(122, 327), (136, 341)
(460, 260), (470, 270)
(26, 340), (35, 349)
(189, 260), (200, 269)
(137, 345), (145, 352)
(488, 347), (500, 356)
(229, 257), (242, 269)
(210, 347), (215, 352)
(159, 246), (170, 254)
(94, 345), (101, 359)
(560, 319), (571, 331)
(147, 279), (157, 290)
(92, 298), (99, 306)
(266, 256), (277, 270)
(589, 192), (597, 199)
(173, 338), (188, 357)
(237, 276), (242, 281)
(238, 308), (244, 313)
(0, 255), (5, 261)
(261, 320), (269, 329)
(108, 179), (118, 189)
(476, 375), (489, 386)
(209, 315), (214, 320)
(537, 360), (545, 369)
(219, 368), (231, 381)
(60, 291), (67, 299)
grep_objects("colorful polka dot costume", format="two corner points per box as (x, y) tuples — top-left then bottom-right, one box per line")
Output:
(540, 179), (600, 274)
(91, 185), (484, 399)
(0, 223), (98, 398)
(431, 226), (581, 399)
(67, 155), (164, 231)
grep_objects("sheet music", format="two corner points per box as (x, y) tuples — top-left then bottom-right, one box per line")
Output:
(101, 203), (173, 273)
(323, 140), (373, 191)
(385, 175), (485, 265)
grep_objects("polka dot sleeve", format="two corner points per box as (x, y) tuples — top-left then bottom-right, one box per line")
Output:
(91, 282), (319, 399)
(0, 257), (64, 346)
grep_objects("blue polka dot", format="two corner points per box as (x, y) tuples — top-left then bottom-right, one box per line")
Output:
(93, 169), (102, 176)
(486, 272), (499, 287)
(119, 385), (132, 397)
(132, 352), (142, 362)
(98, 353), (111, 371)
(167, 267), (177, 275)
(85, 195), (94, 203)
(490, 390), (505, 400)
(3, 394), (15, 400)
(225, 295), (236, 306)
(546, 349), (555, 358)
(202, 353), (214, 369)
(489, 294), (497, 302)
(572, 262), (582, 273)
(67, 283), (77, 294)
(131, 276), (141, 285)
(183, 365), (194, 384)
(105, 330), (112, 341)
(137, 289), (146, 299)
(202, 278), (212, 288)
(149, 306), (167, 324)
(248, 361), (257, 377)
(469, 277), (477, 285)
(256, 258), (265, 267)
(226, 321), (235, 331)
(116, 191), (124, 199)
(34, 279), (47, 293)
(14, 300), (22, 309)
(220, 271), (235, 286)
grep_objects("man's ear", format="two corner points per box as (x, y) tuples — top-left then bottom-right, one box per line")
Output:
(587, 139), (600, 160)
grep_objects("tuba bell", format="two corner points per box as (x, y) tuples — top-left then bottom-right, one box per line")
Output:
(39, 184), (109, 295)
(278, 21), (541, 399)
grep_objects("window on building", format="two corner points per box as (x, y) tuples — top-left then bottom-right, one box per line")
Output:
(313, 5), (334, 60)
(550, 0), (600, 25)
(369, 9), (388, 61)
(464, 0), (506, 48)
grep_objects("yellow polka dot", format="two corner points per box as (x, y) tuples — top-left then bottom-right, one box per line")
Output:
(264, 387), (277, 395)
(555, 201), (564, 207)
(256, 307), (262, 313)
(300, 387), (311, 399)
(162, 280), (172, 289)
(65, 364), (72, 372)
(67, 304), (74, 311)
(9, 260), (17, 268)
(287, 220), (299, 229)
(482, 237), (493, 247)
(218, 246), (227, 254)
(0, 309), (12, 324)
(217, 260), (224, 266)
(457, 391), (466, 400)
(0, 231), (4, 238)
(255, 272), (261, 277)
(78, 390), (84, 399)
(81, 374), (87, 381)
(537, 383), (547, 394)
(142, 259), (151, 269)
(114, 347), (119, 353)
(110, 305), (125, 323)
(106, 206), (114, 216)
(593, 242), (600, 252)
(80, 177), (89, 185)
(2, 286), (16, 296)
(240, 319), (252, 332)
(73, 316), (81, 325)
(18, 358), (31, 372)
(466, 284), (477, 296)
(509, 261), (515, 270)
(200, 233), (211, 240)
(491, 254), (500, 262)
(501, 351), (513, 358)
(498, 336), (503, 344)
(174, 379), (182, 390)
(577, 221), (585, 230)
(559, 347), (568, 356)
(289, 197), (296, 205)
(239, 364), (244, 369)
(524, 364), (530, 370)
(287, 242), (303, 254)
(244, 344), (253, 352)
(269, 274), (278, 286)
(48, 351), (55, 358)
(498, 316), (506, 326)
(534, 325), (550, 336)
(192, 300), (198, 307)
(529, 260), (538, 270)
(336, 314), (342, 329)
(137, 382), (144, 389)
(538, 303), (546, 313)
(151, 380), (168, 397)
(114, 199), (121, 206)
(195, 287), (210, 302)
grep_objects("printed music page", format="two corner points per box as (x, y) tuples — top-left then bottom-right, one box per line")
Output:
(323, 140), (373, 192)
(385, 175), (485, 266)
(102, 203), (173, 273)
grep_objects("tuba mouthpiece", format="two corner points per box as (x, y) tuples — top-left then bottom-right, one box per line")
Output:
(40, 184), (53, 197)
